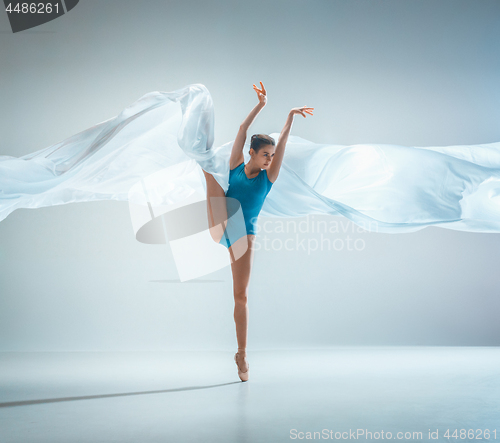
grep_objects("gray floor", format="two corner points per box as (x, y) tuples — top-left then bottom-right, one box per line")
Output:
(0, 347), (499, 442)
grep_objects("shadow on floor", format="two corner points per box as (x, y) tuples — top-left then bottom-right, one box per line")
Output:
(0, 381), (241, 408)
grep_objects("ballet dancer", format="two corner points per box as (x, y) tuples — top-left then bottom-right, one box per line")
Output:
(200, 81), (314, 381)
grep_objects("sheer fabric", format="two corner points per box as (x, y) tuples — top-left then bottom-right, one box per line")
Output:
(1, 83), (500, 234)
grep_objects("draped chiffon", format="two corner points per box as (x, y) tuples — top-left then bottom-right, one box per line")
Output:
(1, 83), (500, 235)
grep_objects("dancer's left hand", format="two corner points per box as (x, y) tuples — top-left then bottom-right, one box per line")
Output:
(253, 81), (267, 106)
(290, 106), (314, 118)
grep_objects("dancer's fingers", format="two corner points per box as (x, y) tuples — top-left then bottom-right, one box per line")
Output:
(252, 82), (266, 96)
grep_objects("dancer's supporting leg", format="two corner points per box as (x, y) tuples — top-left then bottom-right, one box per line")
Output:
(231, 234), (255, 371)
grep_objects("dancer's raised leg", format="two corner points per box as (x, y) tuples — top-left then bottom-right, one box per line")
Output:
(202, 169), (228, 243)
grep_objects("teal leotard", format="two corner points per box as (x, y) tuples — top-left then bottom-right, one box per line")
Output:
(218, 162), (273, 248)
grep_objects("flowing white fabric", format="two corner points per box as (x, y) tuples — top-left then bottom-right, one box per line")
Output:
(1, 83), (500, 234)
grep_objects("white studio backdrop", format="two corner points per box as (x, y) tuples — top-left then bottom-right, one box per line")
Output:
(0, 0), (499, 351)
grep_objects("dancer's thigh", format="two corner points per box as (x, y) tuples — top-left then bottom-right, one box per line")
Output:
(203, 170), (228, 242)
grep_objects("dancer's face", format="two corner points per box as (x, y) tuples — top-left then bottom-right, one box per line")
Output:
(250, 144), (275, 169)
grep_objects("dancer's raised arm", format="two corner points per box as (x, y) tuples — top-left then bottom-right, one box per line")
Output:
(229, 82), (267, 170)
(267, 106), (314, 183)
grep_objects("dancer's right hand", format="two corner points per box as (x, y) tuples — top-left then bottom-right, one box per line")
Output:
(253, 81), (267, 106)
(290, 106), (314, 118)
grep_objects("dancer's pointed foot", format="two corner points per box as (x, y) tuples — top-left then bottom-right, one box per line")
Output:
(234, 352), (249, 382)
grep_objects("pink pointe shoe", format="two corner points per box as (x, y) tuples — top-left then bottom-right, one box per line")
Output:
(234, 352), (249, 382)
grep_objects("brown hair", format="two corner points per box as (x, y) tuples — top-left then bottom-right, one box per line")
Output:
(250, 134), (275, 153)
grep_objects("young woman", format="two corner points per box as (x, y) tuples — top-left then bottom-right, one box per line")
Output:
(200, 82), (314, 381)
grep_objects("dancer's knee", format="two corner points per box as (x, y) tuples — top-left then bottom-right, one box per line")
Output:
(234, 288), (248, 305)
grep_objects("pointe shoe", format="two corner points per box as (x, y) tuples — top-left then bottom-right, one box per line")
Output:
(234, 352), (249, 382)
